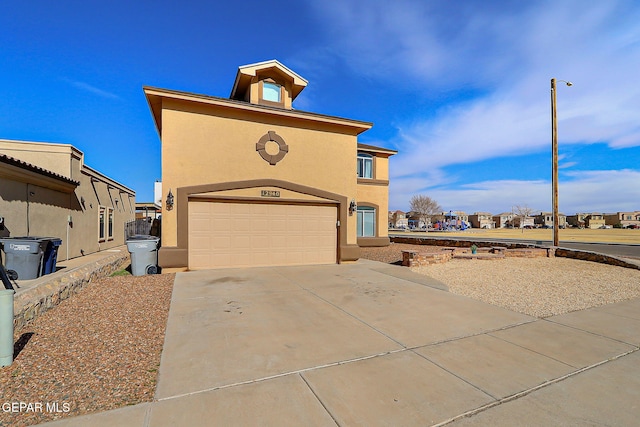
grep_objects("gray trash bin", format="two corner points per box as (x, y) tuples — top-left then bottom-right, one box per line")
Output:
(126, 236), (160, 276)
(0, 237), (49, 280)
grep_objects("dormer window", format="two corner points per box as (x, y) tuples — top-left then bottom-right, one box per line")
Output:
(357, 152), (373, 178)
(263, 82), (281, 103)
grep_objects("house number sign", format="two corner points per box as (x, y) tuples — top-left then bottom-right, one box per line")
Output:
(261, 190), (280, 198)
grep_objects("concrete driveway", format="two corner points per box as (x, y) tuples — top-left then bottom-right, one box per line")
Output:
(43, 260), (640, 426)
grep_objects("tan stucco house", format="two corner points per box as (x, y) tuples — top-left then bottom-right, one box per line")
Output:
(144, 60), (396, 270)
(0, 139), (135, 265)
(493, 212), (515, 228)
(469, 212), (494, 229)
(604, 211), (640, 228)
(567, 213), (605, 229)
(535, 212), (567, 228)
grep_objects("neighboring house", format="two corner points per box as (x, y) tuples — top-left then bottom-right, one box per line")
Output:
(144, 60), (396, 270)
(454, 211), (469, 225)
(135, 202), (161, 220)
(441, 211), (468, 229)
(469, 212), (494, 229)
(406, 211), (428, 229)
(0, 139), (135, 263)
(512, 215), (535, 228)
(604, 211), (640, 228)
(388, 210), (408, 229)
(567, 213), (605, 229)
(535, 212), (567, 228)
(493, 212), (514, 228)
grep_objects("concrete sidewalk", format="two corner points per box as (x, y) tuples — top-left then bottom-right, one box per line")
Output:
(40, 260), (640, 426)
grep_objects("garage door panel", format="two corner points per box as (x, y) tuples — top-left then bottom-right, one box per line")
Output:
(189, 201), (337, 269)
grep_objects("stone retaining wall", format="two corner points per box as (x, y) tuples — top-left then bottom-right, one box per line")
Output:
(402, 250), (452, 267)
(555, 248), (640, 270)
(402, 246), (549, 267)
(391, 236), (534, 250)
(504, 248), (549, 258)
(391, 236), (639, 270)
(13, 252), (130, 330)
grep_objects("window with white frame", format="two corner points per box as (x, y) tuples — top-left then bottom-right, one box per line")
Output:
(357, 153), (373, 178)
(99, 207), (106, 241)
(357, 206), (376, 237)
(108, 208), (114, 240)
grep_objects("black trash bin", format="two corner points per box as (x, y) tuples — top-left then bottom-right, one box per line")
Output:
(126, 236), (160, 276)
(0, 237), (48, 280)
(41, 238), (63, 276)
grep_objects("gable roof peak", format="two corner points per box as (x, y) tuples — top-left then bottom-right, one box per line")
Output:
(230, 59), (308, 102)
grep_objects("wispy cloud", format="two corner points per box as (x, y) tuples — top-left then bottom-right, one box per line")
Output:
(390, 169), (640, 214)
(309, 0), (640, 213)
(61, 78), (121, 100)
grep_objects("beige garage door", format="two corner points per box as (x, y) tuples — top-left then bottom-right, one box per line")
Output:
(188, 201), (338, 269)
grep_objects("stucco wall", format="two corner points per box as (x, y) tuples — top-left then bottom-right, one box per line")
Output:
(357, 182), (390, 239)
(0, 141), (135, 264)
(0, 140), (79, 178)
(160, 99), (360, 247)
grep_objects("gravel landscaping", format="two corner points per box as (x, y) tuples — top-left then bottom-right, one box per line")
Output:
(360, 243), (640, 318)
(0, 273), (174, 427)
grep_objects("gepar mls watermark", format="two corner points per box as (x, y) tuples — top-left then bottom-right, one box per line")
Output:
(2, 401), (71, 413)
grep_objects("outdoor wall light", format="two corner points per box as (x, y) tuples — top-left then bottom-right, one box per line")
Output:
(166, 189), (174, 211)
(349, 199), (357, 215)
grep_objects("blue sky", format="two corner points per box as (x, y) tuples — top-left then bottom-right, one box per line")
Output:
(2, 0), (639, 215)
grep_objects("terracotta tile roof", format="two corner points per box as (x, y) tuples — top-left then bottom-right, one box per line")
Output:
(0, 153), (79, 186)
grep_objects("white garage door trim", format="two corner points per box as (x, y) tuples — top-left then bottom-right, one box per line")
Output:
(188, 200), (338, 269)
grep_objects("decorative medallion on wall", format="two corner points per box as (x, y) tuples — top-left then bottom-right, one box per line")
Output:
(256, 131), (288, 165)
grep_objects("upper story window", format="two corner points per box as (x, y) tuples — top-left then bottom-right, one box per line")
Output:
(357, 153), (373, 178)
(262, 82), (281, 103)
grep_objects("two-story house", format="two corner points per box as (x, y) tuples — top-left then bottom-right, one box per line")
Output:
(535, 212), (567, 228)
(469, 212), (494, 229)
(145, 60), (396, 270)
(604, 211), (640, 228)
(493, 212), (514, 228)
(388, 210), (408, 229)
(567, 213), (605, 229)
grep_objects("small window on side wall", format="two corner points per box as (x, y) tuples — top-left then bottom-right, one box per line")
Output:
(108, 208), (114, 240)
(357, 153), (373, 178)
(263, 82), (281, 103)
(99, 207), (106, 242)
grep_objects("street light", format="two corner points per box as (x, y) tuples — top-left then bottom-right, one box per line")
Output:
(551, 78), (572, 247)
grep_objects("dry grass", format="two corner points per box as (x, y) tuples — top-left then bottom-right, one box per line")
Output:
(391, 227), (640, 244)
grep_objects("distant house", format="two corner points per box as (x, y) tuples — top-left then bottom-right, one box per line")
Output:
(469, 212), (494, 229)
(604, 211), (640, 228)
(0, 139), (135, 263)
(406, 211), (427, 229)
(512, 215), (535, 229)
(388, 210), (408, 229)
(493, 212), (514, 228)
(535, 212), (567, 228)
(440, 211), (469, 229)
(135, 202), (162, 220)
(567, 213), (605, 229)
